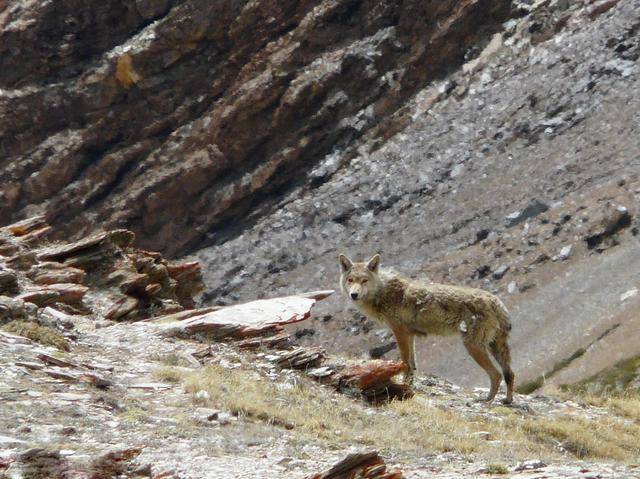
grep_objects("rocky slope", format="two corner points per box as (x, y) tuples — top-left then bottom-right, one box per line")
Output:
(3, 316), (640, 479)
(1, 220), (640, 478)
(2, 0), (640, 394)
(190, 0), (640, 390)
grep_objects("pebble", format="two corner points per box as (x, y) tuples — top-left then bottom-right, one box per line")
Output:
(559, 244), (573, 260)
(620, 288), (638, 302)
(492, 264), (509, 280)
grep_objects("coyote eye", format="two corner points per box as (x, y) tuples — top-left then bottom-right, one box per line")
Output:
(347, 278), (353, 283)
(362, 279), (368, 284)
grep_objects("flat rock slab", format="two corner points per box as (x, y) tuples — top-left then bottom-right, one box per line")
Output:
(18, 283), (88, 307)
(164, 291), (334, 339)
(308, 451), (403, 479)
(36, 230), (134, 262)
(2, 216), (48, 236)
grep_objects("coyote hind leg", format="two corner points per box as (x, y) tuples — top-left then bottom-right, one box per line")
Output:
(464, 340), (502, 403)
(490, 330), (515, 404)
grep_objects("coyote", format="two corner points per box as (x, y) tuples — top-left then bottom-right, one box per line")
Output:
(338, 253), (514, 404)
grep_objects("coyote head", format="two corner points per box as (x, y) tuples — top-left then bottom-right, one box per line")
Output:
(338, 253), (381, 302)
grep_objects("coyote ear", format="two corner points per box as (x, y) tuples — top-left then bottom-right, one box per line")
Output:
(338, 254), (353, 272)
(366, 254), (380, 272)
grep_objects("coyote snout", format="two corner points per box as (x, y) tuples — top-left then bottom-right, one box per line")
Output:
(338, 253), (515, 404)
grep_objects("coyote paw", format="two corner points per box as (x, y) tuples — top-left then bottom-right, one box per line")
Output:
(501, 397), (513, 405)
(473, 396), (495, 404)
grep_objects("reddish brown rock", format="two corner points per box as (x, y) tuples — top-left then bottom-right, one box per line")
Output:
(36, 230), (134, 264)
(150, 306), (223, 323)
(108, 269), (149, 294)
(0, 0), (511, 257)
(338, 361), (408, 391)
(335, 360), (412, 402)
(2, 216), (48, 237)
(145, 283), (162, 296)
(0, 267), (19, 295)
(235, 332), (292, 350)
(307, 451), (403, 479)
(15, 226), (53, 246)
(18, 283), (88, 307)
(37, 353), (80, 368)
(5, 252), (38, 270)
(167, 261), (204, 307)
(105, 295), (140, 321)
(276, 347), (325, 370)
(2, 216), (204, 321)
(28, 263), (86, 285)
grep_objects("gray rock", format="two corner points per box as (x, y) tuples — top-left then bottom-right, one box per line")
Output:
(492, 264), (510, 280)
(559, 244), (573, 260)
(514, 460), (547, 472)
(216, 412), (234, 426)
(0, 267), (19, 295)
(0, 296), (30, 325)
(504, 199), (549, 227)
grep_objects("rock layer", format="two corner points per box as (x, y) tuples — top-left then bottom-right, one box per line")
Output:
(0, 216), (204, 329)
(1, 0), (511, 255)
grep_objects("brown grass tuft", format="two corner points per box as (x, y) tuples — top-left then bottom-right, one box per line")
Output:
(3, 320), (70, 351)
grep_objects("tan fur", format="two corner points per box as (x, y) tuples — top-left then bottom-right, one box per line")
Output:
(339, 253), (515, 404)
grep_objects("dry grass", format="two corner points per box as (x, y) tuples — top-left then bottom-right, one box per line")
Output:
(166, 364), (640, 463)
(569, 355), (640, 395)
(485, 464), (509, 474)
(153, 365), (188, 383)
(3, 320), (70, 351)
(518, 415), (640, 460)
(179, 365), (481, 455)
(553, 387), (640, 423)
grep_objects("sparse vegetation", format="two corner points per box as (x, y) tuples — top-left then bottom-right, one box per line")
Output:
(119, 406), (149, 424)
(178, 365), (481, 455)
(2, 320), (70, 351)
(519, 415), (640, 460)
(151, 352), (189, 366)
(554, 387), (640, 423)
(153, 365), (188, 383)
(485, 463), (509, 474)
(517, 348), (587, 394)
(517, 376), (545, 395)
(168, 364), (640, 463)
(564, 355), (640, 395)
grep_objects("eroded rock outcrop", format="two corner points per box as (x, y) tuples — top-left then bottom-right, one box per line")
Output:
(0, 216), (204, 349)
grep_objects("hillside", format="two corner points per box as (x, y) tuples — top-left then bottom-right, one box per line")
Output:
(2, 0), (640, 477)
(1, 220), (640, 478)
(2, 0), (639, 391)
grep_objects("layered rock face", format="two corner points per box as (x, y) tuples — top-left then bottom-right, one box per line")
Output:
(0, 215), (203, 328)
(0, 0), (510, 256)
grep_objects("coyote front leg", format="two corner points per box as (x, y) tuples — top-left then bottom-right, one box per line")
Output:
(390, 323), (416, 385)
